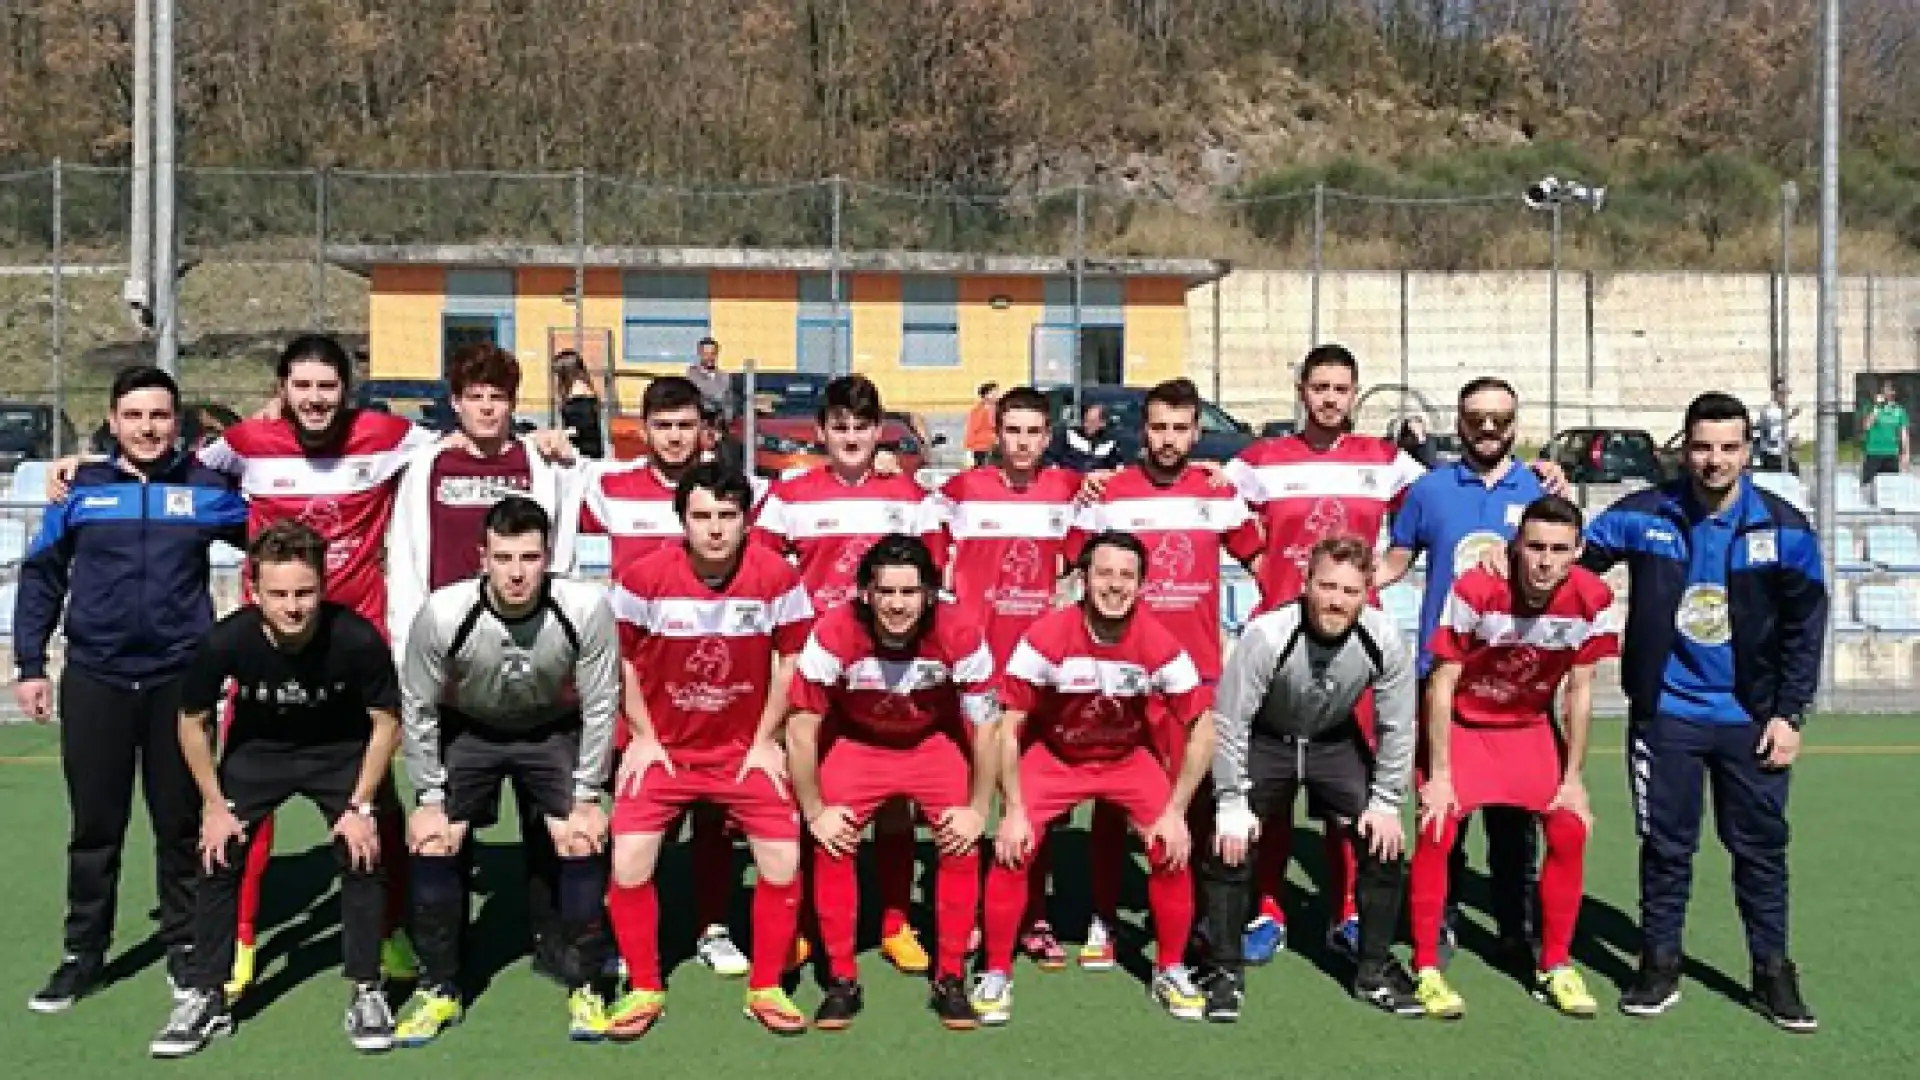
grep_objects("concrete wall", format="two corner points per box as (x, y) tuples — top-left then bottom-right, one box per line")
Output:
(1188, 272), (1920, 442)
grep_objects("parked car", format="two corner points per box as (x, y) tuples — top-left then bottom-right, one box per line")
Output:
(356, 378), (537, 437)
(1259, 419), (1298, 439)
(0, 402), (80, 467)
(1039, 384), (1256, 464)
(1542, 426), (1667, 485)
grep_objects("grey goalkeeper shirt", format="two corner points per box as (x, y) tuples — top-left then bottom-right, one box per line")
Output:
(1212, 601), (1417, 818)
(401, 576), (621, 805)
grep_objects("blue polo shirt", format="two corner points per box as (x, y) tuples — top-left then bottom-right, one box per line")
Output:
(1389, 457), (1545, 674)
(1649, 486), (1753, 725)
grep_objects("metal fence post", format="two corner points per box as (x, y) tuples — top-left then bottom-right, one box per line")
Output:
(1814, 0), (1840, 714)
(51, 160), (66, 455)
(313, 165), (330, 329)
(1071, 185), (1086, 418)
(1398, 269), (1410, 417)
(829, 175), (844, 375)
(1309, 182), (1325, 348)
(1548, 200), (1562, 440)
(743, 357), (758, 472)
(1584, 271), (1597, 427)
(1779, 181), (1797, 387)
(154, 0), (178, 375)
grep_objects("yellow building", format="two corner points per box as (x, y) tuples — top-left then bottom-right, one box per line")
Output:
(326, 245), (1228, 414)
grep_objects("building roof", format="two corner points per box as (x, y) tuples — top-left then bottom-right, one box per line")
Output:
(324, 244), (1229, 286)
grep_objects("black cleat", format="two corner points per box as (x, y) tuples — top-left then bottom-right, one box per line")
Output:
(1753, 958), (1817, 1034)
(1353, 958), (1423, 1017)
(929, 974), (979, 1030)
(813, 978), (864, 1031)
(1203, 969), (1244, 1023)
(29, 954), (103, 1015)
(1619, 951), (1682, 1018)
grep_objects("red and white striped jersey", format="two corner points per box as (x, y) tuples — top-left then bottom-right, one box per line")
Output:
(581, 461), (769, 579)
(752, 467), (945, 613)
(1429, 566), (1619, 729)
(788, 603), (995, 748)
(1224, 434), (1424, 610)
(1002, 606), (1206, 766)
(610, 542), (813, 766)
(929, 466), (1083, 666)
(1065, 465), (1262, 681)
(198, 411), (436, 633)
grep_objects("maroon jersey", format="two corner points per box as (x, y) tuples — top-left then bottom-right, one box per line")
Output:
(426, 442), (532, 589)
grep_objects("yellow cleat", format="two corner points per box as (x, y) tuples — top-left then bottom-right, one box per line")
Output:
(1151, 964), (1205, 1021)
(743, 987), (807, 1035)
(395, 989), (464, 1047)
(224, 940), (256, 1003)
(607, 988), (666, 1041)
(569, 986), (611, 1041)
(382, 930), (419, 982)
(880, 926), (930, 975)
(1415, 967), (1466, 1020)
(1536, 965), (1598, 1018)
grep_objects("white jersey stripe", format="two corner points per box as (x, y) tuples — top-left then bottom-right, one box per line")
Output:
(610, 589), (791, 640)
(1233, 457), (1421, 504)
(759, 493), (935, 539)
(1078, 494), (1251, 533)
(941, 499), (1079, 540)
(238, 447), (417, 499)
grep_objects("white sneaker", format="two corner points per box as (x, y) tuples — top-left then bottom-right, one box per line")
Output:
(970, 970), (1012, 1026)
(696, 925), (750, 978)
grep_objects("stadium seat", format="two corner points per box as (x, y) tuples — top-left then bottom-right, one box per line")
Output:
(1832, 525), (1871, 573)
(574, 534), (613, 576)
(7, 461), (49, 503)
(0, 518), (28, 566)
(1866, 525), (1920, 573)
(1835, 478), (1872, 514)
(1831, 580), (1863, 633)
(1379, 581), (1422, 636)
(1835, 632), (1915, 686)
(0, 582), (14, 637)
(1749, 470), (1808, 510)
(1874, 473), (1920, 515)
(1857, 583), (1920, 634)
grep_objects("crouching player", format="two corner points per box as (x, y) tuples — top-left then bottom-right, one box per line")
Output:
(786, 534), (999, 1032)
(1409, 495), (1617, 1019)
(975, 530), (1215, 1024)
(603, 462), (814, 1037)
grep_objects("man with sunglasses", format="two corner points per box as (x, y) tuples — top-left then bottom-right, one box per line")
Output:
(1375, 376), (1544, 971)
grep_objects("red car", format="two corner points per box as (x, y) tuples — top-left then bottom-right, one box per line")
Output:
(738, 413), (932, 479)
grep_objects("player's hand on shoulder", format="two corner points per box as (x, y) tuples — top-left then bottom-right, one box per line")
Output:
(531, 427), (578, 464)
(1530, 458), (1571, 497)
(872, 449), (902, 476)
(1076, 469), (1115, 505)
(1194, 459), (1232, 489)
(48, 455), (84, 502)
(1477, 542), (1511, 579)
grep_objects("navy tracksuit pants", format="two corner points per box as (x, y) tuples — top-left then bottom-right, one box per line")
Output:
(1628, 717), (1792, 963)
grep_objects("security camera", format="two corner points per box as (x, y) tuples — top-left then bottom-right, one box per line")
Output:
(1567, 183), (1607, 212)
(1523, 176), (1562, 210)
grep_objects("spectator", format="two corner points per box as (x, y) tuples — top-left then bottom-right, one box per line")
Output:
(1860, 379), (1907, 486)
(964, 382), (1000, 466)
(685, 337), (729, 421)
(1045, 401), (1123, 474)
(1755, 379), (1798, 474)
(552, 351), (604, 460)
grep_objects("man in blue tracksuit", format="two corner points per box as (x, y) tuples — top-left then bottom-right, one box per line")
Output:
(15, 366), (250, 1014)
(1580, 391), (1825, 1033)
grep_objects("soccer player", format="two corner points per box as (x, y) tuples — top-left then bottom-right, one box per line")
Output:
(603, 462), (813, 1038)
(1376, 376), (1547, 965)
(18, 366), (250, 1013)
(391, 497), (621, 1044)
(755, 375), (946, 976)
(148, 522), (401, 1058)
(1200, 534), (1421, 1021)
(786, 534), (997, 1031)
(1063, 377), (1262, 968)
(1407, 495), (1617, 1020)
(928, 384), (1084, 968)
(974, 530), (1213, 1023)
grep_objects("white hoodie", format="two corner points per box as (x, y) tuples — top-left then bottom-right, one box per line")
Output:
(385, 435), (587, 659)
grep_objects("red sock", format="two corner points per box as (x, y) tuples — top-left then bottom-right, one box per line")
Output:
(748, 875), (802, 990)
(237, 813), (275, 946)
(1024, 838), (1052, 928)
(1408, 814), (1459, 970)
(607, 880), (662, 991)
(982, 861), (1029, 974)
(378, 812), (410, 935)
(875, 818), (916, 939)
(1090, 804), (1127, 923)
(1538, 811), (1589, 971)
(1145, 846), (1194, 971)
(1327, 828), (1358, 924)
(934, 851), (981, 979)
(812, 849), (861, 981)
(1254, 823), (1289, 925)
(691, 809), (734, 930)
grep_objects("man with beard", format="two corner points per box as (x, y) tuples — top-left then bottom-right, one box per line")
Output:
(972, 531), (1214, 1024)
(1060, 377), (1263, 969)
(1375, 377), (1547, 969)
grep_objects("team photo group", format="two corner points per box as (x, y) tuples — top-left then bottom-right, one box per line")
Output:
(14, 333), (1827, 1059)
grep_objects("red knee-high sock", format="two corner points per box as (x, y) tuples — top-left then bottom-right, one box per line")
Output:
(1538, 811), (1589, 971)
(1145, 849), (1194, 972)
(379, 812), (410, 935)
(607, 880), (663, 991)
(748, 875), (802, 990)
(934, 851), (981, 979)
(691, 810), (734, 930)
(812, 849), (862, 981)
(1253, 824), (1288, 924)
(982, 861), (1029, 974)
(875, 820), (916, 939)
(1328, 828), (1359, 924)
(237, 813), (275, 946)
(1090, 804), (1127, 923)
(1409, 815), (1460, 970)
(1023, 838), (1052, 928)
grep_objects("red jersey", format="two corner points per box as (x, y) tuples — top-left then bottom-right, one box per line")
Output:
(1224, 434), (1424, 609)
(581, 459), (769, 579)
(752, 467), (945, 613)
(788, 603), (995, 749)
(426, 443), (532, 589)
(1002, 607), (1206, 765)
(609, 543), (813, 766)
(931, 466), (1082, 665)
(1064, 465), (1262, 681)
(1428, 566), (1620, 728)
(198, 411), (436, 631)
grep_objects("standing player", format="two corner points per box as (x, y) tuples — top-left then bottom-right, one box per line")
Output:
(601, 462), (813, 1038)
(786, 535), (998, 1031)
(755, 375), (946, 976)
(1064, 377), (1262, 968)
(928, 385), (1084, 967)
(391, 498), (621, 1044)
(1376, 376), (1546, 964)
(973, 531), (1214, 1024)
(148, 522), (401, 1058)
(1408, 495), (1617, 1020)
(1200, 535), (1421, 1021)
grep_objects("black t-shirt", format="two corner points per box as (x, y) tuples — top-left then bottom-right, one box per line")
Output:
(182, 603), (399, 749)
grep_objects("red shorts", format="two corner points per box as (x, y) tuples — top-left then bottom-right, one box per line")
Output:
(611, 762), (799, 842)
(819, 736), (970, 825)
(1016, 745), (1172, 833)
(1445, 721), (1565, 814)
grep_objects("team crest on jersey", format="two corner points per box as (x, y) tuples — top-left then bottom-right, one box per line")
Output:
(883, 505), (909, 531)
(1746, 531), (1778, 565)
(685, 637), (733, 682)
(1116, 669), (1149, 695)
(1047, 508), (1068, 533)
(1676, 584), (1732, 646)
(1358, 469), (1380, 491)
(1195, 501), (1214, 525)
(730, 605), (767, 634)
(164, 489), (195, 517)
(350, 461), (374, 485)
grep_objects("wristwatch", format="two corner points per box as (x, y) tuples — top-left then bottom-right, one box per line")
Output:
(417, 788), (446, 808)
(351, 800), (377, 818)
